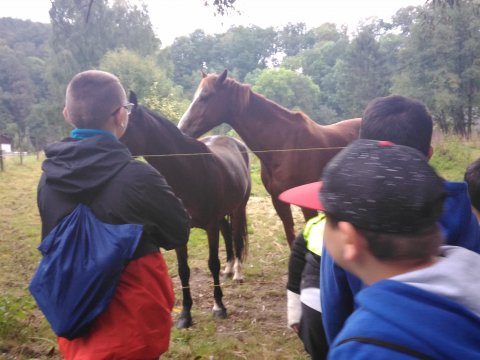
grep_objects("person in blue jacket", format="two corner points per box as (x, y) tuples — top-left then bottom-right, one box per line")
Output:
(290, 139), (480, 358)
(464, 158), (480, 220)
(281, 95), (480, 346)
(320, 95), (480, 344)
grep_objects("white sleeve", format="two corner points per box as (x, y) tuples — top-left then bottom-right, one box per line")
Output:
(287, 290), (302, 328)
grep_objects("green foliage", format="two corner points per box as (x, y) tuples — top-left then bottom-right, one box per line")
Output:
(391, 0), (480, 135)
(249, 68), (321, 121)
(167, 25), (278, 94)
(276, 22), (311, 57)
(332, 24), (392, 118)
(0, 45), (36, 146)
(100, 48), (164, 99)
(49, 0), (159, 69)
(166, 30), (219, 94)
(99, 48), (191, 122)
(0, 18), (50, 59)
(217, 26), (278, 81)
(282, 25), (349, 122)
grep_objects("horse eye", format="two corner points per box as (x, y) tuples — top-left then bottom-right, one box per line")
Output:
(199, 93), (211, 102)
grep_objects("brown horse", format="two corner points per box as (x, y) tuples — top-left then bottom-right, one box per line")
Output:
(122, 91), (251, 328)
(179, 70), (361, 246)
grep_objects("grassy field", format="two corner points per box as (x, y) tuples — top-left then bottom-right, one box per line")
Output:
(0, 134), (479, 359)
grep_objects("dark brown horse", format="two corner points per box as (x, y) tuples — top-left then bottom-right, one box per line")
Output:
(179, 70), (361, 246)
(122, 92), (251, 328)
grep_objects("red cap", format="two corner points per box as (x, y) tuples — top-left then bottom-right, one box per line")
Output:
(278, 182), (324, 211)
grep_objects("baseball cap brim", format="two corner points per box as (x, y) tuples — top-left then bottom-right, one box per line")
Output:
(278, 182), (324, 211)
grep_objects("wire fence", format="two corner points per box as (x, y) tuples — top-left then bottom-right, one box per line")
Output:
(0, 145), (349, 172)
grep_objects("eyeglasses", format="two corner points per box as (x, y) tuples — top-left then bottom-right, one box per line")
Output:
(112, 103), (134, 116)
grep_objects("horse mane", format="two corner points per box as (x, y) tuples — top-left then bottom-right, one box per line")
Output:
(138, 104), (211, 153)
(222, 77), (251, 115)
(141, 105), (179, 135)
(222, 76), (311, 126)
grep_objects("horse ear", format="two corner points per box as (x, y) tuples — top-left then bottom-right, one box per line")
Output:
(201, 69), (207, 78)
(217, 69), (228, 85)
(128, 91), (138, 106)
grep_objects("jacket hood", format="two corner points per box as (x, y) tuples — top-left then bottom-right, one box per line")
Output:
(355, 278), (480, 358)
(393, 246), (480, 317)
(440, 181), (480, 252)
(42, 135), (132, 195)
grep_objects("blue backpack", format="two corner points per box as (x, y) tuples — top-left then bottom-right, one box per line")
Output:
(29, 204), (143, 340)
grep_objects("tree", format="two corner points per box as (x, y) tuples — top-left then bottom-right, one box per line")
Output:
(0, 18), (50, 59)
(100, 48), (189, 121)
(49, 0), (159, 71)
(0, 46), (36, 148)
(247, 68), (322, 121)
(392, 0), (480, 134)
(217, 26), (277, 81)
(166, 30), (218, 96)
(166, 25), (278, 94)
(282, 24), (349, 120)
(85, 0), (238, 19)
(277, 22), (312, 57)
(333, 23), (392, 118)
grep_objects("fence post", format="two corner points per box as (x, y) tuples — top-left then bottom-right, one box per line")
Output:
(0, 149), (3, 172)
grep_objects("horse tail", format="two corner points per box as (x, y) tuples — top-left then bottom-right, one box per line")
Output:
(224, 208), (249, 262)
(241, 211), (249, 261)
(236, 206), (249, 262)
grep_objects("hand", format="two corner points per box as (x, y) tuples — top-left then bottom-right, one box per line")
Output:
(290, 323), (300, 334)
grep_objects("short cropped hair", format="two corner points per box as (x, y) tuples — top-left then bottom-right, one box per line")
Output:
(360, 95), (433, 157)
(465, 158), (480, 212)
(359, 225), (443, 261)
(65, 70), (125, 129)
(327, 216), (443, 261)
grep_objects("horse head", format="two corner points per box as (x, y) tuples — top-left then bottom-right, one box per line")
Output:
(179, 69), (232, 138)
(120, 90), (148, 156)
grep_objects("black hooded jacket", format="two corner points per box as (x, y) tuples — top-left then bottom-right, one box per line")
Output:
(38, 135), (190, 259)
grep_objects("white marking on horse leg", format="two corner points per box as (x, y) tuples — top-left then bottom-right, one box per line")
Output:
(212, 301), (223, 312)
(223, 259), (234, 276)
(233, 258), (244, 282)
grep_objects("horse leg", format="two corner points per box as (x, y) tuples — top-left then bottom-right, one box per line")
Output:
(271, 197), (296, 247)
(175, 245), (193, 329)
(301, 207), (318, 222)
(206, 224), (227, 319)
(220, 217), (234, 279)
(231, 205), (248, 283)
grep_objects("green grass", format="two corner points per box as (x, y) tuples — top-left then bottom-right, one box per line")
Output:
(430, 134), (480, 181)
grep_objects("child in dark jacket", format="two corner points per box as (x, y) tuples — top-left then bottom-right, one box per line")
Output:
(37, 70), (190, 359)
(286, 214), (328, 359)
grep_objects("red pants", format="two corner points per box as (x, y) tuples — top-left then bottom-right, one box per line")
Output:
(58, 252), (174, 360)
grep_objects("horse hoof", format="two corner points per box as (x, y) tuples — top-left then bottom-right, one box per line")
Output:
(213, 308), (227, 319)
(176, 314), (193, 329)
(234, 278), (244, 284)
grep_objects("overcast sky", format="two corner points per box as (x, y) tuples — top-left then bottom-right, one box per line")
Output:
(1, 0), (426, 46)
